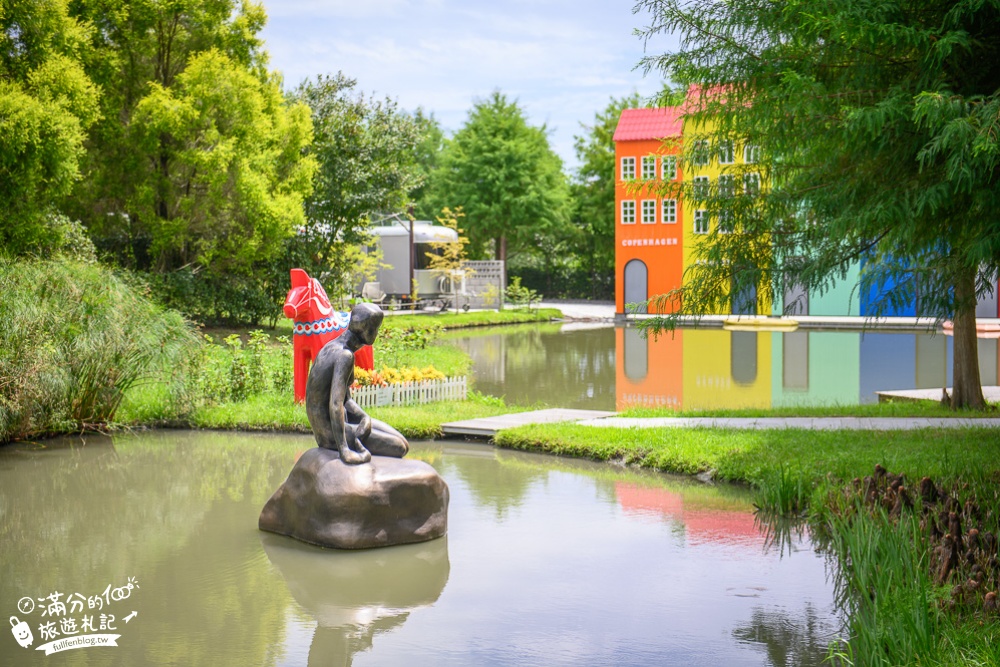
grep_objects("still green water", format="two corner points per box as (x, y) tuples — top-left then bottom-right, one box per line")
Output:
(450, 323), (999, 411)
(1, 431), (839, 666)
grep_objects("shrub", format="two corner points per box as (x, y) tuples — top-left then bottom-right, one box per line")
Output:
(0, 259), (199, 441)
(191, 332), (292, 404)
(505, 276), (540, 309)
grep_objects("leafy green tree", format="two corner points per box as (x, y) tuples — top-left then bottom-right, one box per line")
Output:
(424, 91), (571, 262)
(636, 0), (1000, 408)
(65, 0), (312, 277)
(0, 0), (99, 255)
(290, 72), (424, 294)
(130, 49), (315, 273)
(410, 108), (445, 218)
(570, 92), (643, 299)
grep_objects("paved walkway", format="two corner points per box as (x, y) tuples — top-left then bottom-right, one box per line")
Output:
(442, 408), (616, 437)
(578, 416), (1000, 430)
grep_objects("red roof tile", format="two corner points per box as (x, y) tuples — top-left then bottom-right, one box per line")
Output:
(613, 107), (683, 142)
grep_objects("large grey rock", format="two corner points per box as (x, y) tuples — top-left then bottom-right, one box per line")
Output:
(259, 447), (449, 549)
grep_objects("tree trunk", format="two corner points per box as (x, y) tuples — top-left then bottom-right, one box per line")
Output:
(495, 236), (507, 263)
(951, 268), (985, 410)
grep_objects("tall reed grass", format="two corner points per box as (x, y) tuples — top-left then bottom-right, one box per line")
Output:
(0, 259), (198, 441)
(820, 502), (940, 665)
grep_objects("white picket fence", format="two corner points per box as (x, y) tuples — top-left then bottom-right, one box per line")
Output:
(351, 376), (468, 408)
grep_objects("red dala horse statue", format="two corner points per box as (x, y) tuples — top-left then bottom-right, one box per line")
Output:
(283, 268), (375, 403)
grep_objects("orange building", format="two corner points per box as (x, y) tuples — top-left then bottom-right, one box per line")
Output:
(613, 107), (684, 316)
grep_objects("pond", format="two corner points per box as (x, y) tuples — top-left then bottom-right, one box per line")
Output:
(0, 432), (841, 666)
(449, 323), (1000, 411)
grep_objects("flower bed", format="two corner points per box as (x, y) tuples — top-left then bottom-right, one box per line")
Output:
(351, 365), (467, 408)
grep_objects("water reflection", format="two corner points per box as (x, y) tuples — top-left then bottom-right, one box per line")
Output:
(733, 605), (840, 667)
(0, 433), (840, 666)
(261, 535), (449, 666)
(448, 324), (999, 411)
(615, 482), (764, 547)
(447, 324), (617, 409)
(0, 431), (295, 666)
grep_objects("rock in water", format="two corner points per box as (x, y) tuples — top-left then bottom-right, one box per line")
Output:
(259, 448), (449, 549)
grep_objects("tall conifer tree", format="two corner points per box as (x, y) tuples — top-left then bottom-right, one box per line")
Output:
(637, 0), (1000, 408)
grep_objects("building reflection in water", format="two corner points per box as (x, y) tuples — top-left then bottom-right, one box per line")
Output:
(617, 326), (1000, 411)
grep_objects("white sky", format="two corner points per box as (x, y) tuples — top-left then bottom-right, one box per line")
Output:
(258, 0), (677, 173)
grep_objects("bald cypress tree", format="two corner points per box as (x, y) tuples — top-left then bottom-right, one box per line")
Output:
(425, 91), (570, 263)
(637, 0), (1000, 408)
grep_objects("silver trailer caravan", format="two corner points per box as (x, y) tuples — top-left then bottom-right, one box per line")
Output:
(370, 220), (458, 300)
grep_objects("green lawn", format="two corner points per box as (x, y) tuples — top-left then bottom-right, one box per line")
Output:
(185, 390), (518, 440)
(382, 307), (562, 331)
(494, 422), (1000, 491)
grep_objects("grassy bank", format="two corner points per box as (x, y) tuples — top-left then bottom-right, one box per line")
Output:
(494, 424), (1000, 498)
(111, 306), (555, 438)
(382, 308), (562, 331)
(177, 390), (518, 440)
(117, 322), (479, 431)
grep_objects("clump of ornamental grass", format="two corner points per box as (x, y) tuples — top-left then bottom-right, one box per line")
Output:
(0, 258), (198, 441)
(752, 463), (810, 517)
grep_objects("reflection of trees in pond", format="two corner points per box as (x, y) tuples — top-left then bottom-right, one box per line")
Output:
(754, 513), (813, 559)
(0, 431), (308, 666)
(440, 448), (549, 520)
(452, 325), (617, 409)
(732, 604), (842, 667)
(261, 534), (449, 667)
(134, 499), (289, 666)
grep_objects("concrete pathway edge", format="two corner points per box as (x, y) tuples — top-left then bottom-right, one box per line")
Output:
(577, 417), (1000, 431)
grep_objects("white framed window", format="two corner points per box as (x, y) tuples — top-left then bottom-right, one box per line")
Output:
(621, 200), (636, 224)
(621, 157), (636, 180)
(718, 210), (734, 234)
(693, 175), (710, 200)
(694, 209), (709, 234)
(662, 155), (677, 180)
(692, 140), (710, 166)
(662, 199), (677, 224)
(718, 174), (735, 198)
(641, 156), (656, 180)
(744, 144), (760, 164)
(718, 140), (735, 164)
(744, 172), (761, 196)
(641, 199), (657, 224)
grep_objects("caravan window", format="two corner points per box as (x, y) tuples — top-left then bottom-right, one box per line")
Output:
(417, 245), (443, 271)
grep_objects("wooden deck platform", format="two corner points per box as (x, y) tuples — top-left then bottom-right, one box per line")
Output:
(441, 408), (616, 438)
(876, 386), (1000, 403)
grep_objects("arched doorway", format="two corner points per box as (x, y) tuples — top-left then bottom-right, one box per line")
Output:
(624, 260), (648, 314)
